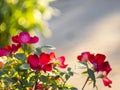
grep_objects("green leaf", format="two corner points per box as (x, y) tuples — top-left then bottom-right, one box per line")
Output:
(41, 45), (56, 50)
(3, 77), (18, 85)
(67, 67), (71, 71)
(65, 74), (70, 81)
(19, 64), (30, 70)
(87, 69), (96, 87)
(14, 85), (23, 89)
(80, 62), (88, 66)
(11, 77), (18, 83)
(21, 79), (28, 86)
(14, 53), (26, 60)
(70, 87), (78, 90)
(68, 72), (74, 76)
(39, 75), (49, 83)
(35, 47), (42, 56)
(81, 71), (87, 75)
(60, 72), (66, 76)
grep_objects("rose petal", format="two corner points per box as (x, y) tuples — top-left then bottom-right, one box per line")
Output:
(77, 52), (90, 62)
(57, 56), (67, 68)
(11, 44), (21, 53)
(19, 32), (30, 43)
(39, 53), (50, 65)
(103, 77), (112, 88)
(95, 54), (106, 65)
(27, 36), (39, 44)
(57, 56), (65, 64)
(0, 48), (10, 56)
(100, 61), (112, 74)
(12, 35), (21, 43)
(28, 54), (40, 70)
(42, 64), (52, 72)
(50, 52), (56, 60)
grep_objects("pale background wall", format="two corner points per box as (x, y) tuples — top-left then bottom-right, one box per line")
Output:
(43, 0), (120, 89)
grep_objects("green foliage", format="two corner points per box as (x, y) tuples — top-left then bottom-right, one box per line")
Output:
(0, 0), (55, 47)
(35, 45), (56, 55)
(0, 42), (77, 89)
(80, 62), (88, 67)
(14, 53), (26, 60)
(67, 67), (72, 71)
(41, 45), (56, 50)
(81, 71), (87, 75)
(39, 75), (49, 83)
(19, 64), (30, 70)
(87, 69), (96, 87)
(35, 47), (42, 56)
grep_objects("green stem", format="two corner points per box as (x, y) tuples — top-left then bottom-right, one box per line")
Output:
(81, 76), (89, 90)
(34, 71), (39, 90)
(22, 44), (27, 54)
(34, 81), (38, 90)
(18, 78), (24, 89)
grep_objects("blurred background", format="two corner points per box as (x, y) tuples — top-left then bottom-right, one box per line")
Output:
(0, 0), (120, 90)
(0, 0), (55, 47)
(43, 0), (120, 90)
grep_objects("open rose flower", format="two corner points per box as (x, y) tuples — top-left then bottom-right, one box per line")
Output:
(50, 52), (68, 68)
(77, 52), (112, 74)
(89, 54), (112, 74)
(12, 32), (39, 44)
(28, 53), (52, 72)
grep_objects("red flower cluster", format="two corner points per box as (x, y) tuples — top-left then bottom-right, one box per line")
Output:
(77, 52), (112, 88)
(0, 32), (39, 57)
(27, 52), (67, 72)
(0, 44), (20, 56)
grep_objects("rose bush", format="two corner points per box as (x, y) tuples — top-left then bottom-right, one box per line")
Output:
(0, 32), (76, 90)
(0, 32), (112, 90)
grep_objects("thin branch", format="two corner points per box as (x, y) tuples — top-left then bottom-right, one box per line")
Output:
(81, 76), (89, 90)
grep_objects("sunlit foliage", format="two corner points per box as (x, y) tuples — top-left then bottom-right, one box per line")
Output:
(0, 0), (55, 47)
